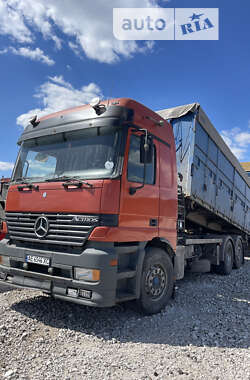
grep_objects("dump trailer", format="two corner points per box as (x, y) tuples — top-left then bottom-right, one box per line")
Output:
(157, 103), (249, 278)
(0, 99), (248, 315)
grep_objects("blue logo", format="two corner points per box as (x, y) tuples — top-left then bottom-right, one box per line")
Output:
(114, 8), (219, 41)
(181, 12), (214, 35)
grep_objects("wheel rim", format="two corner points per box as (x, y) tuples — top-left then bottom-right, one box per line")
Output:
(145, 264), (167, 299)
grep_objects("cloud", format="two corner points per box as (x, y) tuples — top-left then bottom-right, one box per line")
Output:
(221, 126), (250, 161)
(234, 131), (250, 147)
(0, 0), (157, 63)
(17, 76), (103, 128)
(0, 161), (14, 171)
(0, 1), (32, 43)
(68, 41), (81, 57)
(2, 46), (55, 65)
(0, 48), (8, 54)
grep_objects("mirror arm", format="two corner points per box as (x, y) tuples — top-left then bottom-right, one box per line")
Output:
(24, 160), (30, 178)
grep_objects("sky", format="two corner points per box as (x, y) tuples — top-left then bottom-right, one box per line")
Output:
(0, 0), (250, 178)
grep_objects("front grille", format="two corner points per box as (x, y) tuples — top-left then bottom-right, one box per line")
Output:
(6, 212), (94, 247)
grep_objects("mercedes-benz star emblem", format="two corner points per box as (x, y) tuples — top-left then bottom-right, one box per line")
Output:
(34, 216), (49, 238)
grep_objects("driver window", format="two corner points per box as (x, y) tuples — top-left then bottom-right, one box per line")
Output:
(127, 134), (155, 184)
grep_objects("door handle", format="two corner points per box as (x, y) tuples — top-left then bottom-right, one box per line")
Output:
(150, 219), (158, 227)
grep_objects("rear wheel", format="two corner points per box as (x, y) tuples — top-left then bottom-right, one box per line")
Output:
(234, 237), (244, 269)
(217, 238), (233, 275)
(137, 248), (174, 315)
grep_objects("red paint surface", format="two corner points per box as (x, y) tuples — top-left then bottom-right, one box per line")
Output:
(7, 98), (178, 249)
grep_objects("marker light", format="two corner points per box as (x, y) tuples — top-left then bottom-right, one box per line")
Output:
(79, 289), (92, 299)
(90, 97), (106, 115)
(67, 288), (78, 298)
(90, 97), (101, 108)
(0, 256), (10, 267)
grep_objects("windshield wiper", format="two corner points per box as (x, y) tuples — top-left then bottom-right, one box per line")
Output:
(13, 176), (47, 184)
(12, 177), (32, 184)
(45, 176), (93, 188)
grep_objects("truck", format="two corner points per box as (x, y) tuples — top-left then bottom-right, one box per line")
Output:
(0, 98), (248, 314)
(0, 178), (10, 240)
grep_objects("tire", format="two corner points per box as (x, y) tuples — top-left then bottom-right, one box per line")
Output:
(136, 248), (174, 315)
(234, 237), (244, 269)
(217, 238), (234, 275)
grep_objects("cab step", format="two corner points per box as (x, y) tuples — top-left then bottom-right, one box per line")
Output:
(117, 269), (136, 280)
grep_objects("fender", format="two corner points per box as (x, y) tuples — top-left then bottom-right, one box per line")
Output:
(148, 237), (175, 260)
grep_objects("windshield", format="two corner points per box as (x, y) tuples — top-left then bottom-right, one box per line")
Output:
(13, 126), (121, 182)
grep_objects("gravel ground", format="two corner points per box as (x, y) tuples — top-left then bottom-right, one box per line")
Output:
(0, 258), (249, 380)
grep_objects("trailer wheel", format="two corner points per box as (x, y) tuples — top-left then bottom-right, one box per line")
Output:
(217, 238), (233, 275)
(234, 237), (244, 269)
(137, 248), (174, 315)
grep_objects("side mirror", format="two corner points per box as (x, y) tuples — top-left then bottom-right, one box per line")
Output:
(140, 135), (153, 164)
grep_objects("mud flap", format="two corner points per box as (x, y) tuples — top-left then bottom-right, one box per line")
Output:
(174, 246), (185, 280)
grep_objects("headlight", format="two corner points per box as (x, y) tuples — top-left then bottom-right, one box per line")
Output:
(74, 267), (100, 282)
(0, 256), (10, 267)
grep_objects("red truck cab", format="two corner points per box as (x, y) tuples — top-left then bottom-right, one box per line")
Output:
(0, 98), (177, 314)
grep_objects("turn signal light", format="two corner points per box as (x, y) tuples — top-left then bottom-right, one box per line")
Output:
(1, 222), (7, 234)
(109, 259), (118, 267)
(0, 256), (10, 266)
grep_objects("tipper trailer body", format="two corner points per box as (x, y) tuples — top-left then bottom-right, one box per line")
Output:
(0, 99), (248, 314)
(157, 103), (250, 235)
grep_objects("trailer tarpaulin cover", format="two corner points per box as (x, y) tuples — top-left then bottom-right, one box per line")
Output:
(156, 103), (250, 186)
(156, 103), (199, 121)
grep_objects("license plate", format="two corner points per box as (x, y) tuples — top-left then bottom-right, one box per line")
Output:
(26, 255), (50, 266)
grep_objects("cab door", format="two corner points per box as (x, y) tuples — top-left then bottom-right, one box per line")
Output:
(119, 129), (159, 242)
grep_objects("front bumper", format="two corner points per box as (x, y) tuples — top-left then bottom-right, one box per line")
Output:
(0, 240), (117, 307)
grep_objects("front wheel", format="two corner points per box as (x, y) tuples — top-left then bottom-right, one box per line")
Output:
(137, 248), (174, 315)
